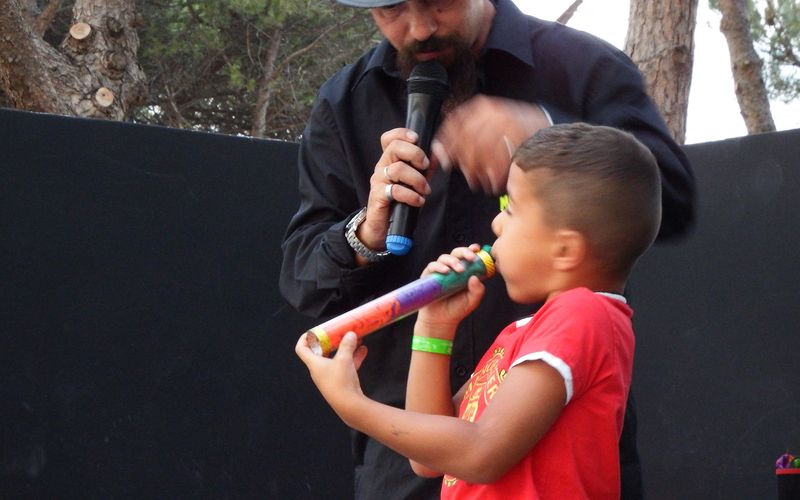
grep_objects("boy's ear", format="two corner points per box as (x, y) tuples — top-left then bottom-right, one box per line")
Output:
(551, 229), (585, 271)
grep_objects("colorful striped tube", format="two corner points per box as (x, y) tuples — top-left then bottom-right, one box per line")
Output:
(305, 245), (495, 356)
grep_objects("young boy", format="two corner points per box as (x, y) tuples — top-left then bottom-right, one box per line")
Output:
(295, 122), (662, 499)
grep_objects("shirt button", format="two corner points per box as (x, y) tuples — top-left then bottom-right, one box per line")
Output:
(455, 366), (468, 377)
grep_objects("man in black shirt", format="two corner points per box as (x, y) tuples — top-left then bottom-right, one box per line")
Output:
(280, 0), (695, 498)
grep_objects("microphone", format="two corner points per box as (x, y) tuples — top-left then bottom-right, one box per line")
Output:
(305, 245), (494, 356)
(386, 61), (450, 256)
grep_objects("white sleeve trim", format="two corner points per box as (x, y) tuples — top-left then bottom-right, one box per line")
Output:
(539, 104), (554, 126)
(511, 351), (573, 405)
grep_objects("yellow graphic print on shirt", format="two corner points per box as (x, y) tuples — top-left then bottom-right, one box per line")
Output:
(443, 347), (507, 488)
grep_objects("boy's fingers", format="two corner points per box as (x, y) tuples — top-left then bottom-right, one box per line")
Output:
(468, 276), (486, 305)
(334, 331), (358, 361)
(469, 275), (485, 294)
(338, 332), (369, 370)
(353, 345), (368, 371)
(295, 333), (318, 365)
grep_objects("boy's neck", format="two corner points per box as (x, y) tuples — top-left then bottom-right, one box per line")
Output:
(545, 274), (626, 302)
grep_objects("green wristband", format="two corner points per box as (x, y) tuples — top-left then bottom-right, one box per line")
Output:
(411, 336), (453, 355)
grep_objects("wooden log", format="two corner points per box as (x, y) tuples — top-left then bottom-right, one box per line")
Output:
(69, 22), (91, 41)
(94, 87), (115, 108)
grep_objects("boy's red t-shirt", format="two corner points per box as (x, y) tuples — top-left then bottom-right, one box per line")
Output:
(441, 287), (634, 500)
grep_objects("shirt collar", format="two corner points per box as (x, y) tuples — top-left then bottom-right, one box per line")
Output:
(483, 0), (535, 68)
(350, 39), (398, 90)
(368, 38), (398, 75)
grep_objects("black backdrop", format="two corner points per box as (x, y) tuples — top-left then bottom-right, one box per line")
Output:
(1, 107), (799, 498)
(629, 129), (800, 498)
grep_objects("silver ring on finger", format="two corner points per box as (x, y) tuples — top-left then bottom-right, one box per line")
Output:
(384, 183), (395, 202)
(383, 165), (392, 182)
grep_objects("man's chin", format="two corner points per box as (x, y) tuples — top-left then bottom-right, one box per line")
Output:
(397, 41), (477, 106)
(399, 52), (452, 78)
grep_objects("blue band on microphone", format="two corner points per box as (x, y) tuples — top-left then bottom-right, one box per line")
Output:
(386, 234), (413, 255)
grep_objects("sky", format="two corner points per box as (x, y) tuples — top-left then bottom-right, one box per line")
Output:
(512, 0), (800, 144)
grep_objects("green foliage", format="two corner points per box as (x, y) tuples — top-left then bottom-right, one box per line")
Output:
(132, 0), (377, 139)
(710, 0), (800, 102)
(756, 0), (800, 101)
(14, 1), (375, 135)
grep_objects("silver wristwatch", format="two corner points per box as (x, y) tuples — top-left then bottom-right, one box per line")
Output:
(345, 207), (390, 263)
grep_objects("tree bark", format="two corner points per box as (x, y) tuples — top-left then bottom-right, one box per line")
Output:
(32, 0), (64, 38)
(250, 27), (283, 139)
(0, 0), (71, 113)
(718, 0), (776, 134)
(557, 0), (583, 25)
(625, 0), (698, 144)
(0, 0), (147, 120)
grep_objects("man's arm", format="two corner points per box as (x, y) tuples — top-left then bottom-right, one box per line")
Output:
(279, 99), (387, 317)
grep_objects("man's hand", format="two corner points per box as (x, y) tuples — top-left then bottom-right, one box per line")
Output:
(355, 128), (433, 265)
(434, 96), (550, 195)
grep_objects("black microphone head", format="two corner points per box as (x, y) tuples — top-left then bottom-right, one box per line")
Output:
(389, 61), (449, 256)
(407, 61), (449, 99)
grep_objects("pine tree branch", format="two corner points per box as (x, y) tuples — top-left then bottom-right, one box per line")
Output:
(32, 0), (63, 37)
(557, 0), (583, 24)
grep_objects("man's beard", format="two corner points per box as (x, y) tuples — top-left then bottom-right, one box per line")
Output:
(396, 36), (479, 113)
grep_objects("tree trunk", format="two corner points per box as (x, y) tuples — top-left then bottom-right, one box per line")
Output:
(625, 0), (698, 144)
(32, 0), (64, 38)
(247, 12), (362, 138)
(250, 27), (283, 139)
(718, 0), (776, 134)
(0, 0), (70, 113)
(0, 0), (147, 120)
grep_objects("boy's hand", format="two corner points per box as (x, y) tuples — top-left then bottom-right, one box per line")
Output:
(295, 331), (368, 421)
(416, 244), (486, 337)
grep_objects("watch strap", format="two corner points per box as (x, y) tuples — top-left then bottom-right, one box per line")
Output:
(345, 207), (390, 263)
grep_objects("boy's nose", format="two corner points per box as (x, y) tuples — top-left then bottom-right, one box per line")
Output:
(491, 212), (503, 236)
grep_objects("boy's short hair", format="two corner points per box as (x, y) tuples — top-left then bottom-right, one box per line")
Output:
(511, 122), (662, 279)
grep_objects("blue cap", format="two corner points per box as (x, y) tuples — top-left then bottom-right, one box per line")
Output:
(386, 234), (413, 255)
(336, 0), (402, 7)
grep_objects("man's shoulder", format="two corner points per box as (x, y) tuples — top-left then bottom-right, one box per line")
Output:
(526, 18), (623, 61)
(317, 43), (389, 101)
